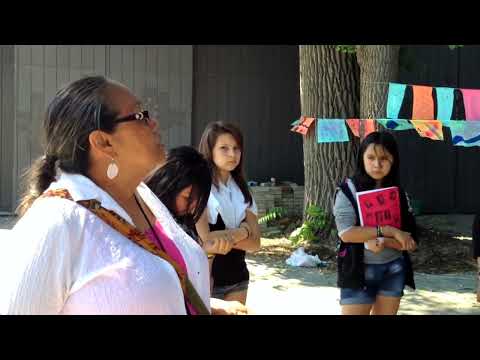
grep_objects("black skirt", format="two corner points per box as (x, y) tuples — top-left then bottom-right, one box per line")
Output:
(210, 214), (250, 287)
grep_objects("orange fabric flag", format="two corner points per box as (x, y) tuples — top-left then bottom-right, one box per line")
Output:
(363, 119), (377, 137)
(346, 119), (376, 139)
(412, 85), (434, 120)
(292, 117), (315, 135)
(303, 117), (315, 127)
(346, 119), (360, 137)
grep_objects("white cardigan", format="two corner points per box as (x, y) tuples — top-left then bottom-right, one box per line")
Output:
(0, 173), (210, 315)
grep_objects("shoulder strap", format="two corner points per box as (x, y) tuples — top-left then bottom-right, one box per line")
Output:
(41, 189), (210, 315)
(398, 188), (418, 243)
(338, 180), (360, 225)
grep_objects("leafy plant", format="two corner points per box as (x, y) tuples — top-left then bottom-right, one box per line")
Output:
(258, 207), (288, 225)
(289, 205), (328, 244)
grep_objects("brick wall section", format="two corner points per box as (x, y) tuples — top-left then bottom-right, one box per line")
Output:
(251, 185), (304, 231)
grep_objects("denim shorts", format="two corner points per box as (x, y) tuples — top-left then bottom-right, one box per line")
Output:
(340, 256), (406, 305)
(212, 280), (249, 300)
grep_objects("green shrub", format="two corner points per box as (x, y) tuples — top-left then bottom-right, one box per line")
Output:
(258, 207), (288, 225)
(289, 205), (328, 244)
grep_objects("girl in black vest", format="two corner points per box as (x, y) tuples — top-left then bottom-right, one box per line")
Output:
(333, 131), (418, 315)
(196, 122), (261, 305)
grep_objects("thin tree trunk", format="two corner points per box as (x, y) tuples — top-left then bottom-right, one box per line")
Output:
(356, 45), (400, 120)
(299, 45), (360, 243)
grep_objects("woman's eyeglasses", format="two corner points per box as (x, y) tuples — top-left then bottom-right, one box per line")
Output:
(115, 110), (150, 124)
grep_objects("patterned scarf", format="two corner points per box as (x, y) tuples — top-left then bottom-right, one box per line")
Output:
(41, 189), (210, 315)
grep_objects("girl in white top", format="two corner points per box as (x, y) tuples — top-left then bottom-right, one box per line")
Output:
(0, 76), (210, 315)
(196, 122), (261, 304)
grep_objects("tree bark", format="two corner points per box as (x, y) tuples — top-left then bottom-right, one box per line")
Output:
(356, 45), (400, 120)
(299, 45), (360, 242)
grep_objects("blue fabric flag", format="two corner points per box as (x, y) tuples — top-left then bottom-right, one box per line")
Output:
(386, 83), (407, 119)
(449, 121), (480, 147)
(435, 87), (454, 121)
(317, 119), (349, 143)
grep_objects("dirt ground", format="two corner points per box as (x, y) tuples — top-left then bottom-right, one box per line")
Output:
(245, 238), (480, 315)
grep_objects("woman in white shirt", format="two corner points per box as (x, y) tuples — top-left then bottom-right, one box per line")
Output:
(196, 122), (261, 304)
(0, 76), (210, 315)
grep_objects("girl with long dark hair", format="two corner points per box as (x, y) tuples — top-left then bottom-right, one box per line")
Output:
(147, 145), (250, 314)
(333, 131), (418, 315)
(196, 122), (261, 305)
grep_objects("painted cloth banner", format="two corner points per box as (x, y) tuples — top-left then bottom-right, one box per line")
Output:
(291, 116), (315, 135)
(346, 119), (376, 139)
(317, 119), (349, 143)
(386, 83), (407, 119)
(448, 121), (480, 147)
(460, 89), (480, 121)
(376, 118), (413, 130)
(410, 119), (444, 140)
(345, 119), (360, 137)
(412, 85), (434, 120)
(386, 83), (480, 121)
(435, 87), (454, 121)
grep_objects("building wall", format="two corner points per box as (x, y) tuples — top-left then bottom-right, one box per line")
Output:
(397, 45), (480, 213)
(191, 45), (303, 185)
(0, 46), (14, 213)
(1, 45), (192, 212)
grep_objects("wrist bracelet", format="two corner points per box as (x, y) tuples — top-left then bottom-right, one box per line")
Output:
(376, 225), (384, 238)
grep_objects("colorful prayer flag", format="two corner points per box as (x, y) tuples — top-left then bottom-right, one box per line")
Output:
(412, 85), (434, 120)
(460, 89), (480, 121)
(410, 120), (444, 140)
(345, 119), (376, 139)
(317, 119), (349, 143)
(291, 116), (315, 135)
(448, 121), (480, 147)
(376, 119), (413, 131)
(435, 87), (454, 121)
(386, 83), (407, 119)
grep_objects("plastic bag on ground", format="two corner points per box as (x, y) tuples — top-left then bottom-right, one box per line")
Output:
(285, 247), (327, 268)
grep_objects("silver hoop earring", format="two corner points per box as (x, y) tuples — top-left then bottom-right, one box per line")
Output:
(107, 158), (119, 180)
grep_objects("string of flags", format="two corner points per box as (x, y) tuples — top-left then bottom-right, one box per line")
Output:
(291, 82), (480, 147)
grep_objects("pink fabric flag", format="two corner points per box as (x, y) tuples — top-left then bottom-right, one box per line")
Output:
(460, 89), (480, 121)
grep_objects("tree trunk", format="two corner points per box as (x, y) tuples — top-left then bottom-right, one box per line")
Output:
(299, 45), (360, 243)
(356, 45), (400, 120)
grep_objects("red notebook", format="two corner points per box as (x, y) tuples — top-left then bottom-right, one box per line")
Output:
(355, 186), (401, 229)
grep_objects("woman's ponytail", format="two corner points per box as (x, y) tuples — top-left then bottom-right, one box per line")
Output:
(16, 155), (58, 216)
